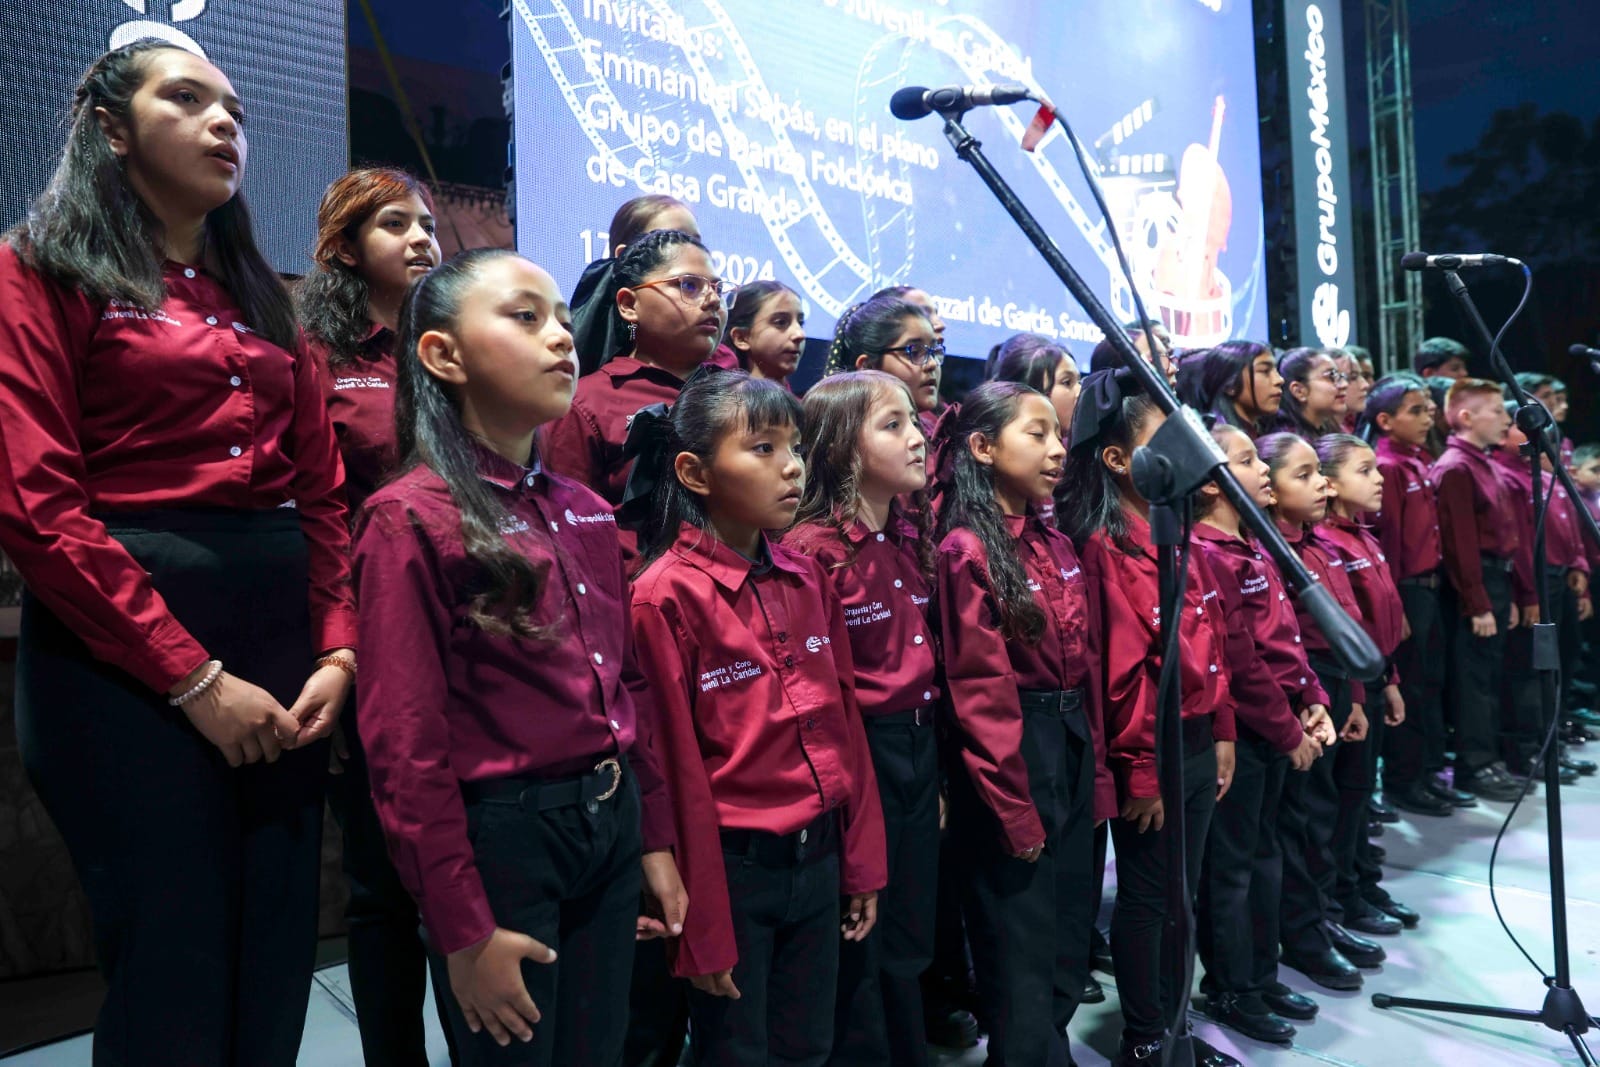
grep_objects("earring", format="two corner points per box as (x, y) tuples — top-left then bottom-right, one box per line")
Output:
(627, 322), (637, 342)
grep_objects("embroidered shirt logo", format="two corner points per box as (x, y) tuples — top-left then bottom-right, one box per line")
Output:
(498, 515), (531, 535)
(699, 659), (763, 692)
(333, 375), (390, 391)
(843, 601), (893, 628)
(564, 508), (616, 525)
(805, 634), (831, 653)
(103, 300), (180, 327)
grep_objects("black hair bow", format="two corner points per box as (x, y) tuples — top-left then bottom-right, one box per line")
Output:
(1069, 367), (1142, 453)
(617, 402), (675, 525)
(569, 258), (628, 377)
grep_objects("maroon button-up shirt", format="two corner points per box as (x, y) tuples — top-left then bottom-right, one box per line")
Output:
(1194, 524), (1323, 754)
(1281, 520), (1368, 704)
(1081, 512), (1235, 803)
(937, 512), (1106, 847)
(1320, 516), (1404, 684)
(631, 524), (887, 978)
(0, 245), (355, 692)
(542, 356), (686, 557)
(353, 447), (673, 956)
(1492, 447), (1591, 577)
(783, 513), (940, 717)
(1373, 438), (1443, 582)
(310, 324), (398, 517)
(1433, 435), (1530, 616)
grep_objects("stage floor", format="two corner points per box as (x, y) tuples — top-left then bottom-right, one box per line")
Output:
(6, 773), (1598, 1066)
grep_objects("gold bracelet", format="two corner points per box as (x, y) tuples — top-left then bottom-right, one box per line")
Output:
(316, 653), (357, 678)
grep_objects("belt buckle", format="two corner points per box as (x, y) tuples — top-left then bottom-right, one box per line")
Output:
(593, 758), (622, 802)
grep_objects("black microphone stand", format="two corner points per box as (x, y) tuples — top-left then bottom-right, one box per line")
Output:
(1371, 268), (1598, 1063)
(923, 104), (1384, 1065)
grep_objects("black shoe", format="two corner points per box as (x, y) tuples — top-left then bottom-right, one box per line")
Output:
(1325, 920), (1386, 966)
(1091, 926), (1114, 973)
(1081, 975), (1106, 1004)
(1561, 754), (1598, 776)
(1367, 818), (1385, 838)
(1369, 842), (1388, 864)
(1386, 782), (1454, 817)
(1345, 903), (1403, 936)
(1206, 993), (1296, 1044)
(1192, 1035), (1244, 1067)
(1425, 776), (1478, 807)
(1459, 763), (1529, 802)
(1263, 983), (1319, 1020)
(1281, 945), (1363, 990)
(924, 1006), (979, 1048)
(1115, 1035), (1165, 1065)
(1367, 894), (1422, 928)
(1369, 795), (1400, 823)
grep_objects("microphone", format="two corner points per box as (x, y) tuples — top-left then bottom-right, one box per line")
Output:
(1570, 344), (1600, 361)
(1400, 251), (1523, 271)
(890, 83), (1035, 120)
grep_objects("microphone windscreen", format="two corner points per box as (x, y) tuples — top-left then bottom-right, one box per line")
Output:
(890, 87), (930, 121)
(1399, 252), (1429, 272)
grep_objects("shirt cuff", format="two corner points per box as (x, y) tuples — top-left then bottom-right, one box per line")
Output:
(419, 876), (497, 957)
(144, 619), (212, 694)
(998, 806), (1047, 856)
(1113, 757), (1159, 801)
(314, 605), (360, 655)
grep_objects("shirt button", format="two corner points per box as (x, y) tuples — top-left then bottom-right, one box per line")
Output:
(576, 582), (587, 596)
(229, 445), (242, 457)
(205, 315), (218, 326)
(913, 634), (925, 645)
(1293, 635), (1301, 643)
(593, 652), (604, 665)
(610, 719), (620, 730)
(229, 375), (241, 387)
(785, 655), (795, 667)
(550, 521), (560, 532)
(777, 632), (788, 642)
(525, 474), (536, 487)
(1279, 593), (1286, 601)
(876, 533), (886, 542)
(923, 690), (933, 701)
(893, 579), (903, 589)
(1300, 676), (1308, 684)
(1209, 663), (1218, 673)
(183, 268), (196, 278)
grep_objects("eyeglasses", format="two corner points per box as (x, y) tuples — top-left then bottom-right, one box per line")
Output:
(879, 340), (946, 366)
(633, 273), (729, 306)
(1317, 369), (1350, 385)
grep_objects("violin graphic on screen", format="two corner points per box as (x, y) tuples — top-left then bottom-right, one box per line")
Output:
(1147, 95), (1235, 345)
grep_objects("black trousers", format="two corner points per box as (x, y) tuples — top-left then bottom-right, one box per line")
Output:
(1278, 669), (1351, 957)
(1304, 666), (1367, 929)
(625, 940), (689, 1067)
(950, 695), (1096, 1067)
(1384, 581), (1447, 787)
(429, 768), (643, 1066)
(689, 814), (842, 1067)
(1110, 733), (1218, 1044)
(327, 699), (460, 1067)
(831, 715), (940, 1067)
(1452, 565), (1513, 773)
(15, 511), (327, 1067)
(1198, 728), (1289, 1001)
(1338, 684), (1386, 919)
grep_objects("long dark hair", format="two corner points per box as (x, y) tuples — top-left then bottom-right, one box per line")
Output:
(938, 381), (1048, 642)
(1357, 372), (1427, 443)
(824, 294), (929, 376)
(796, 371), (935, 578)
(394, 247), (554, 638)
(296, 167), (435, 368)
(1180, 340), (1274, 433)
(987, 332), (1072, 391)
(632, 370), (804, 568)
(1274, 346), (1340, 438)
(1058, 382), (1161, 556)
(8, 40), (296, 351)
(722, 279), (799, 367)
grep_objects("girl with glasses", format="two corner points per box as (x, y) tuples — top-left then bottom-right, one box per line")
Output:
(1273, 347), (1349, 440)
(825, 293), (943, 432)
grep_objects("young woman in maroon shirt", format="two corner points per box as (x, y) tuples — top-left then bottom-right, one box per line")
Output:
(297, 167), (451, 1067)
(933, 381), (1105, 1067)
(0, 42), (354, 1065)
(1256, 433), (1384, 992)
(1060, 372), (1237, 1067)
(1174, 340), (1284, 438)
(1193, 424), (1334, 1044)
(1318, 434), (1423, 934)
(626, 369), (887, 1066)
(543, 229), (726, 559)
(354, 249), (685, 1065)
(785, 370), (938, 1067)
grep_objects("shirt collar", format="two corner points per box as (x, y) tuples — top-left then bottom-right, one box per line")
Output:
(1277, 517), (1307, 545)
(1192, 521), (1248, 549)
(604, 355), (690, 388)
(844, 506), (919, 545)
(473, 439), (541, 491)
(671, 522), (805, 592)
(1377, 437), (1428, 463)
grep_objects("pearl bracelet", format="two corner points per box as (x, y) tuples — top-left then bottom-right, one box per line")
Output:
(169, 660), (224, 707)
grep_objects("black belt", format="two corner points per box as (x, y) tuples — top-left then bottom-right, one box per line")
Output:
(1400, 570), (1441, 589)
(720, 811), (837, 867)
(1481, 554), (1515, 574)
(1183, 714), (1214, 758)
(868, 704), (934, 727)
(460, 756), (625, 814)
(1018, 688), (1085, 716)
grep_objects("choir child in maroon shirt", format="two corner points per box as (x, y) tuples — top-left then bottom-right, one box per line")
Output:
(296, 167), (457, 1067)
(1317, 435), (1422, 935)
(1363, 376), (1474, 815)
(1174, 340), (1284, 438)
(624, 368), (887, 1067)
(0, 42), (354, 1065)
(784, 370), (938, 1067)
(987, 332), (1083, 437)
(355, 249), (685, 1066)
(1060, 371), (1238, 1067)
(569, 193), (700, 376)
(930, 381), (1105, 1067)
(544, 229), (725, 560)
(721, 280), (806, 389)
(1271, 347), (1349, 440)
(1193, 425), (1335, 1044)
(1431, 378), (1533, 801)
(824, 292), (944, 435)
(1255, 434), (1385, 991)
